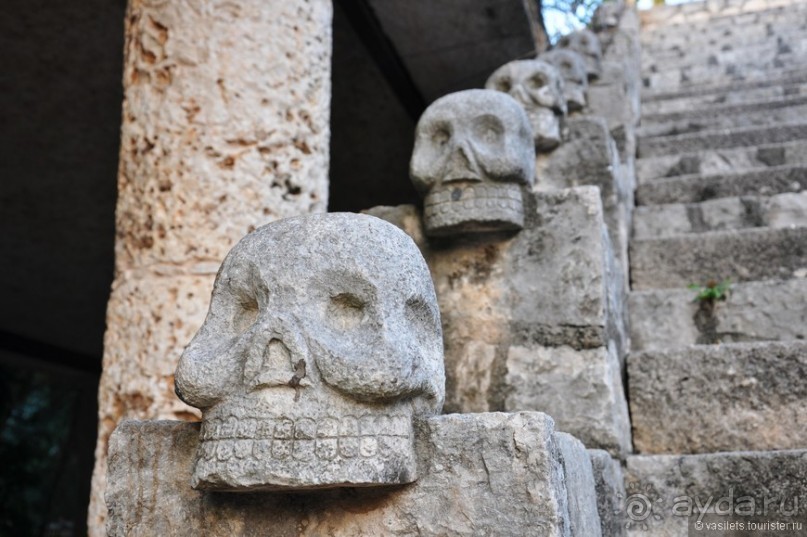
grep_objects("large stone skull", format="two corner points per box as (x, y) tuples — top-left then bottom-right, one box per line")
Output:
(541, 49), (589, 112)
(410, 89), (535, 237)
(174, 213), (445, 491)
(557, 29), (603, 80)
(485, 60), (567, 151)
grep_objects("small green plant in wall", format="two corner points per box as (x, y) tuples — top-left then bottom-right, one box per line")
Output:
(688, 278), (731, 303)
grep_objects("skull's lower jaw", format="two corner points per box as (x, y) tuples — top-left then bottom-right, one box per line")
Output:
(191, 397), (417, 491)
(423, 182), (525, 237)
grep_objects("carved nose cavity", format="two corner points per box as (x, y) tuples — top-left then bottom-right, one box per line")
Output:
(443, 143), (481, 183)
(246, 338), (294, 390)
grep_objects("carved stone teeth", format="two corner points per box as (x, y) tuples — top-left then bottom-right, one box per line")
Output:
(200, 414), (411, 441)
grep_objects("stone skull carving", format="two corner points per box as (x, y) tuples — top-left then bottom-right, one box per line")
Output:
(174, 213), (445, 491)
(557, 29), (603, 80)
(410, 89), (535, 237)
(593, 1), (623, 31)
(485, 60), (567, 151)
(541, 49), (589, 112)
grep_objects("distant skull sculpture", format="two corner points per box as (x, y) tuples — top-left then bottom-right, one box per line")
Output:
(541, 49), (589, 112)
(557, 29), (603, 80)
(485, 60), (567, 151)
(593, 1), (623, 31)
(410, 89), (535, 237)
(174, 213), (445, 491)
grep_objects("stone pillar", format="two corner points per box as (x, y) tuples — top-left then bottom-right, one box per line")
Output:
(87, 0), (332, 534)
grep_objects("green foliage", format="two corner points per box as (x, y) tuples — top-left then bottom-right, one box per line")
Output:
(688, 278), (731, 303)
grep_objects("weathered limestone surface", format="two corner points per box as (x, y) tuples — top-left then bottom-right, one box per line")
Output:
(629, 341), (807, 454)
(90, 0), (332, 533)
(555, 433), (603, 537)
(106, 413), (587, 537)
(625, 450), (807, 536)
(628, 1), (807, 534)
(638, 123), (807, 158)
(367, 186), (631, 456)
(642, 71), (807, 115)
(633, 192), (807, 238)
(636, 139), (807, 183)
(644, 59), (807, 93)
(639, 96), (807, 138)
(630, 227), (807, 289)
(536, 116), (630, 274)
(643, 29), (807, 71)
(589, 449), (627, 537)
(636, 165), (807, 206)
(588, 8), (641, 157)
(629, 269), (807, 352)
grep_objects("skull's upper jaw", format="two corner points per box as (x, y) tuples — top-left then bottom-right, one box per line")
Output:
(191, 396), (419, 492)
(423, 181), (526, 237)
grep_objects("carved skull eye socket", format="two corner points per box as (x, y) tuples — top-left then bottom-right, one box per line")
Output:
(233, 296), (259, 334)
(496, 76), (512, 93)
(528, 74), (547, 89)
(580, 36), (589, 47)
(561, 61), (572, 72)
(559, 37), (570, 47)
(327, 292), (367, 330)
(472, 115), (504, 145)
(431, 123), (451, 147)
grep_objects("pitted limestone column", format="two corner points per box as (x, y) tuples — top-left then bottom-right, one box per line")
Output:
(87, 0), (332, 534)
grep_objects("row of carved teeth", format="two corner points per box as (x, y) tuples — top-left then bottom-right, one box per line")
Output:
(200, 414), (411, 441)
(424, 196), (523, 217)
(425, 184), (523, 206)
(197, 434), (410, 462)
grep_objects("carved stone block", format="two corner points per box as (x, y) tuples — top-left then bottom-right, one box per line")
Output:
(535, 116), (631, 275)
(366, 186), (631, 456)
(105, 413), (600, 536)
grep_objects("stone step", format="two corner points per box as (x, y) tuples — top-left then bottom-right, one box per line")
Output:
(643, 79), (807, 115)
(642, 4), (807, 49)
(639, 123), (807, 159)
(630, 226), (807, 290)
(640, 0), (806, 28)
(625, 449), (807, 536)
(629, 341), (807, 454)
(642, 31), (807, 72)
(643, 56), (807, 92)
(633, 191), (807, 239)
(629, 277), (807, 352)
(642, 66), (807, 106)
(642, 17), (807, 57)
(636, 139), (807, 183)
(636, 164), (807, 205)
(639, 95), (807, 137)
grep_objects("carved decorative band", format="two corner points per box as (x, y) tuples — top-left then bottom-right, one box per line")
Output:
(200, 414), (411, 442)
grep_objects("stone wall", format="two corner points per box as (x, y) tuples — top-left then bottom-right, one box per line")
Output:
(87, 0), (333, 534)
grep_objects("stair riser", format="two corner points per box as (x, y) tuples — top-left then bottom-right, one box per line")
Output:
(630, 227), (807, 290)
(637, 140), (807, 183)
(633, 192), (807, 238)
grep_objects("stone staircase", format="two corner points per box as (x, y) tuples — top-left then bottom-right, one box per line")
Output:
(625, 0), (807, 533)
